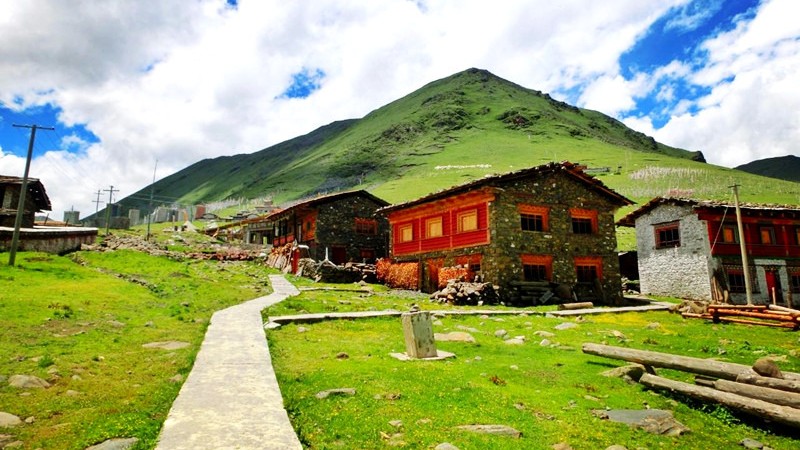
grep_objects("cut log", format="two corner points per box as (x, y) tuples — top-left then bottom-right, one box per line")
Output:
(640, 373), (800, 429)
(736, 373), (800, 394)
(768, 304), (800, 316)
(709, 304), (768, 310)
(695, 377), (800, 408)
(558, 302), (594, 310)
(582, 343), (800, 381)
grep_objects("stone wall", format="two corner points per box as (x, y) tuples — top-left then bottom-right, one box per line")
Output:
(487, 172), (625, 303)
(313, 196), (389, 263)
(635, 203), (714, 299)
(0, 227), (98, 255)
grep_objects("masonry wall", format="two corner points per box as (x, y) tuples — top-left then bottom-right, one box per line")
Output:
(313, 196), (389, 263)
(635, 204), (713, 299)
(486, 172), (625, 303)
(0, 227), (98, 255)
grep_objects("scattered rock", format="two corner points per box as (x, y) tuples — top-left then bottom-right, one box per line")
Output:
(416, 418), (431, 425)
(601, 364), (646, 382)
(389, 420), (403, 428)
(0, 435), (14, 445)
(8, 375), (50, 389)
(0, 412), (22, 428)
(552, 443), (573, 450)
(336, 352), (349, 360)
(752, 358), (783, 379)
(180, 302), (190, 307)
(433, 320), (444, 326)
(434, 332), (476, 343)
(554, 322), (577, 331)
(107, 320), (125, 328)
(24, 417), (34, 424)
(593, 409), (690, 436)
(65, 390), (81, 397)
(510, 365), (519, 370)
(144, 321), (154, 328)
(456, 424), (521, 438)
(540, 339), (552, 347)
(740, 438), (767, 449)
(456, 325), (480, 333)
(608, 330), (627, 340)
(297, 327), (308, 333)
(169, 375), (183, 383)
(141, 341), (190, 351)
(606, 446), (628, 450)
(435, 443), (460, 450)
(473, 356), (482, 361)
(315, 388), (356, 399)
(534, 330), (555, 338)
(85, 437), (140, 450)
(645, 322), (661, 330)
(72, 374), (82, 381)
(494, 329), (508, 338)
(505, 338), (525, 345)
(4, 441), (23, 448)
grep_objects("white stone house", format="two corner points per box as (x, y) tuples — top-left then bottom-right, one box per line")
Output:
(618, 197), (800, 304)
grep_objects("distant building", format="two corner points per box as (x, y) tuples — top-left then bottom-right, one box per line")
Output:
(618, 197), (800, 304)
(63, 210), (81, 225)
(244, 190), (390, 264)
(0, 176), (51, 228)
(380, 162), (633, 303)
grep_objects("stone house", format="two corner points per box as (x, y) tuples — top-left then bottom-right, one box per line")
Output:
(245, 190), (389, 265)
(0, 176), (51, 228)
(379, 162), (633, 303)
(617, 197), (800, 304)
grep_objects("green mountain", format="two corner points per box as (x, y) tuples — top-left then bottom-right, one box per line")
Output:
(735, 155), (800, 183)
(116, 68), (800, 218)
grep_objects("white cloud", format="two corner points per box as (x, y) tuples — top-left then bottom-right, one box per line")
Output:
(652, 0), (800, 167)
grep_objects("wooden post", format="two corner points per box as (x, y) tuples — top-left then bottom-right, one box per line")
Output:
(401, 312), (437, 358)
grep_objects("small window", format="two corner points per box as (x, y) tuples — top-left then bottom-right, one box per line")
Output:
(791, 274), (800, 293)
(722, 225), (738, 243)
(359, 248), (375, 262)
(655, 223), (680, 249)
(523, 264), (548, 282)
(457, 210), (478, 232)
(570, 208), (597, 234)
(575, 256), (602, 283)
(399, 224), (413, 242)
(728, 271), (746, 293)
(760, 226), (776, 245)
(521, 214), (544, 232)
(425, 217), (443, 238)
(355, 218), (378, 235)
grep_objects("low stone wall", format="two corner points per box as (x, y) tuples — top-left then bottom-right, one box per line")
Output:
(0, 226), (98, 255)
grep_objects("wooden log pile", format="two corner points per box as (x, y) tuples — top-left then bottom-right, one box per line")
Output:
(681, 304), (800, 330)
(429, 280), (500, 306)
(583, 343), (800, 429)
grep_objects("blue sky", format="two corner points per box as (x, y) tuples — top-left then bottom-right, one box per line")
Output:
(1, 0), (798, 219)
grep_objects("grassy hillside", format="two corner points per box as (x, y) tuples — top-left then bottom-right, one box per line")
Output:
(116, 68), (800, 218)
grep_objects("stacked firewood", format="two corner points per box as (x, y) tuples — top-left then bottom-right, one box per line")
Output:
(430, 280), (500, 305)
(584, 344), (800, 429)
(681, 303), (800, 330)
(265, 243), (294, 271)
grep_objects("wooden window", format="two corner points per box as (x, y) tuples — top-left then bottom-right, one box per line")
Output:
(518, 205), (549, 232)
(355, 218), (378, 235)
(727, 270), (746, 293)
(359, 248), (375, 262)
(570, 208), (597, 234)
(457, 209), (478, 232)
(398, 224), (413, 242)
(655, 222), (680, 249)
(574, 256), (603, 283)
(760, 226), (776, 245)
(425, 217), (443, 238)
(791, 274), (800, 294)
(722, 225), (738, 243)
(521, 255), (552, 282)
(795, 227), (800, 245)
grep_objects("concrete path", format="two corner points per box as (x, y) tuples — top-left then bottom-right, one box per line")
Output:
(155, 275), (302, 450)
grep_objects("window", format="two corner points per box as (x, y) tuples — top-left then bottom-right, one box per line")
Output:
(398, 224), (413, 242)
(360, 248), (375, 261)
(425, 217), (443, 238)
(574, 256), (603, 283)
(728, 271), (746, 293)
(521, 255), (552, 282)
(722, 225), (739, 243)
(457, 209), (478, 232)
(570, 208), (597, 234)
(518, 205), (549, 232)
(791, 274), (800, 294)
(760, 226), (776, 245)
(795, 228), (800, 245)
(355, 218), (377, 235)
(655, 222), (680, 249)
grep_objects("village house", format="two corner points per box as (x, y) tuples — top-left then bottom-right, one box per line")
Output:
(0, 176), (51, 228)
(245, 190), (389, 265)
(1, 175), (97, 254)
(379, 161), (633, 303)
(617, 197), (800, 304)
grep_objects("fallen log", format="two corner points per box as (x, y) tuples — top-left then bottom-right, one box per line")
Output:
(768, 304), (800, 316)
(640, 373), (800, 429)
(736, 373), (800, 394)
(710, 304), (768, 310)
(709, 309), (798, 321)
(582, 343), (800, 381)
(695, 377), (800, 408)
(714, 316), (798, 329)
(558, 302), (594, 310)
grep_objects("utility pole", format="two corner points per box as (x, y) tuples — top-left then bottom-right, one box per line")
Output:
(146, 160), (157, 242)
(731, 184), (753, 305)
(92, 189), (104, 221)
(103, 185), (118, 236)
(8, 124), (54, 266)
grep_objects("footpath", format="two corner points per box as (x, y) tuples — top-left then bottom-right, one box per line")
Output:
(155, 275), (303, 450)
